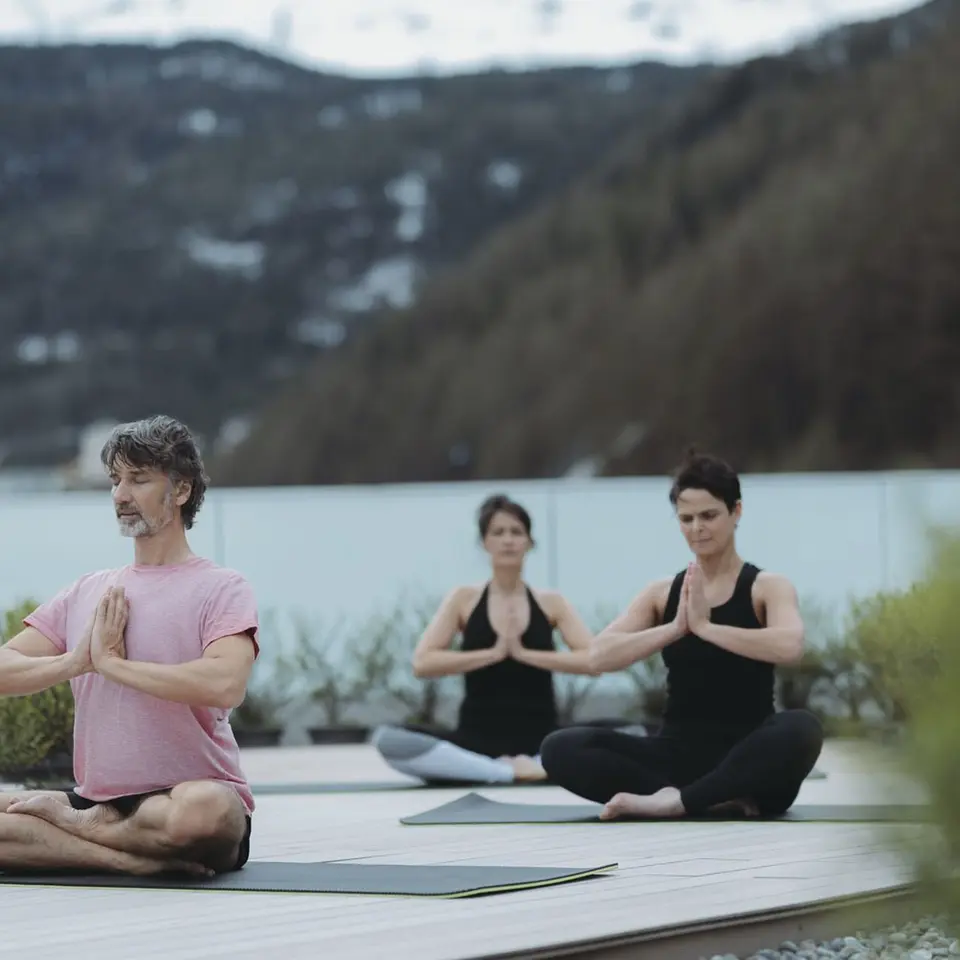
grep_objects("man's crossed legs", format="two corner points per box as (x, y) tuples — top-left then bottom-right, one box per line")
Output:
(0, 780), (251, 877)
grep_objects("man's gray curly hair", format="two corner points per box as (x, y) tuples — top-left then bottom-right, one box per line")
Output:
(100, 415), (209, 529)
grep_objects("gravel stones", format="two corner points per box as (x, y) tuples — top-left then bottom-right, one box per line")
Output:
(704, 916), (958, 960)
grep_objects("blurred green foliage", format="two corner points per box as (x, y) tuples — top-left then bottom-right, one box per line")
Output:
(880, 528), (960, 920)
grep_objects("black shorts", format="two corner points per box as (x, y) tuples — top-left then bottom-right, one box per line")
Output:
(66, 789), (252, 871)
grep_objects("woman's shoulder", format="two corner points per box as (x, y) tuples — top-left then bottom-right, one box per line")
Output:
(529, 585), (596, 622)
(442, 582), (487, 619)
(529, 584), (563, 609)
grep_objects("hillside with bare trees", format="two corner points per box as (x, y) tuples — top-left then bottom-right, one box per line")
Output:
(214, 0), (960, 485)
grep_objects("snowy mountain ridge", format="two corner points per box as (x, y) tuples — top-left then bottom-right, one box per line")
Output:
(0, 0), (927, 75)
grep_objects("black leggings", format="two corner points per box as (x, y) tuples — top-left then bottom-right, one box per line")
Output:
(540, 709), (824, 817)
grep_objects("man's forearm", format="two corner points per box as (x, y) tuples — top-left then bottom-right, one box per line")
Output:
(589, 623), (679, 674)
(0, 648), (78, 696)
(98, 656), (241, 709)
(696, 622), (803, 664)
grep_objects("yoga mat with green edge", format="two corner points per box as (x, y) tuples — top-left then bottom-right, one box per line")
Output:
(249, 767), (826, 796)
(0, 859), (617, 898)
(400, 792), (930, 825)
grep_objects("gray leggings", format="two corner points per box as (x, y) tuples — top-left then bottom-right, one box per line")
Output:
(372, 725), (519, 783)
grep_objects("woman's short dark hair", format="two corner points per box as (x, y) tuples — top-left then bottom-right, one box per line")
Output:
(668, 447), (741, 512)
(477, 494), (534, 542)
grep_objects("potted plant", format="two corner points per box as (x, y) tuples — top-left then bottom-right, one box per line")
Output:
(276, 612), (372, 744)
(0, 682), (76, 788)
(374, 594), (453, 727)
(0, 598), (76, 788)
(227, 609), (292, 747)
(229, 677), (287, 747)
(777, 647), (830, 712)
(622, 653), (668, 733)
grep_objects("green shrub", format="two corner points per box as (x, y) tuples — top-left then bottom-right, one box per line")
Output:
(839, 529), (959, 728)
(0, 684), (75, 781)
(847, 527), (960, 921)
(776, 570), (951, 738)
(843, 588), (944, 724)
(0, 598), (76, 785)
(906, 638), (960, 922)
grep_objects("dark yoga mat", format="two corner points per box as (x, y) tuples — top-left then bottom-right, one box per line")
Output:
(0, 859), (616, 897)
(400, 792), (929, 825)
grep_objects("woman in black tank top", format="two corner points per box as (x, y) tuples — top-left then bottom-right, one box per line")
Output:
(372, 494), (601, 785)
(540, 451), (824, 819)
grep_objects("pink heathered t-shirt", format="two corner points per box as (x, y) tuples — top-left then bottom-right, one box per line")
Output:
(25, 555), (260, 815)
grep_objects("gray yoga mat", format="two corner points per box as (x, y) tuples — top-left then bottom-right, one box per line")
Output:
(0, 859), (617, 897)
(252, 780), (423, 795)
(400, 792), (929, 825)
(251, 768), (828, 796)
(250, 778), (558, 795)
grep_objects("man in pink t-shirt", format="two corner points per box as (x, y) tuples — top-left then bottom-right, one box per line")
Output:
(0, 415), (260, 879)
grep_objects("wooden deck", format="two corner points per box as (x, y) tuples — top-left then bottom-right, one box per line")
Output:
(0, 739), (931, 960)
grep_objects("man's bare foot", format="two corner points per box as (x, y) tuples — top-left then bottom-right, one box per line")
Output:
(600, 786), (686, 820)
(499, 755), (548, 782)
(6, 795), (121, 836)
(707, 798), (761, 818)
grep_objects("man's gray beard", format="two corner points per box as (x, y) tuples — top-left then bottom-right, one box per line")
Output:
(116, 492), (177, 539)
(117, 515), (151, 538)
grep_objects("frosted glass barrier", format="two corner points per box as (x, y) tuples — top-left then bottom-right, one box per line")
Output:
(0, 471), (956, 646)
(548, 473), (892, 627)
(0, 490), (220, 610)
(733, 472), (888, 618)
(880, 471), (960, 586)
(215, 479), (554, 632)
(550, 475), (694, 617)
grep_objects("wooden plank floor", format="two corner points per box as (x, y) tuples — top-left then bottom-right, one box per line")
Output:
(0, 739), (930, 960)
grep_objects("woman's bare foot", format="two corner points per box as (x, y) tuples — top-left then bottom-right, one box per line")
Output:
(6, 795), (121, 837)
(499, 755), (548, 782)
(600, 786), (686, 820)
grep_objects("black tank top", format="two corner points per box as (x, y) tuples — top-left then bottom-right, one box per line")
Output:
(659, 562), (775, 730)
(456, 584), (558, 736)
